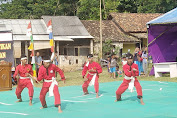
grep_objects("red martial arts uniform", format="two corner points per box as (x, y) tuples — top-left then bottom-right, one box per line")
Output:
(116, 63), (143, 100)
(38, 64), (65, 107)
(13, 64), (34, 100)
(82, 62), (102, 93)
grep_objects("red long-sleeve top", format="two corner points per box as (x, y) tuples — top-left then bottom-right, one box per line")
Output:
(123, 63), (139, 77)
(37, 64), (65, 81)
(13, 64), (33, 78)
(82, 62), (102, 78)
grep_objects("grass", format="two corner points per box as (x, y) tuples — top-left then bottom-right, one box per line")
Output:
(31, 67), (177, 88)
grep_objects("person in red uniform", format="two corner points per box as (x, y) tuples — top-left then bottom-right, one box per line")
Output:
(13, 55), (35, 106)
(34, 56), (65, 113)
(82, 54), (102, 98)
(115, 53), (145, 105)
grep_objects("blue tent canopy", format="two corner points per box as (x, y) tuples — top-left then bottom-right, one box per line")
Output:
(147, 7), (177, 25)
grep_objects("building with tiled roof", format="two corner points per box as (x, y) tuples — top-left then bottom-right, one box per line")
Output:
(81, 20), (140, 55)
(108, 13), (162, 46)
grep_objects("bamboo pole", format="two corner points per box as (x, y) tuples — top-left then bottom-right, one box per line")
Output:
(100, 0), (103, 59)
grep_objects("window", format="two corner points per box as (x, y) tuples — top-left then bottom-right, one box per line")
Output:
(64, 48), (67, 55)
(75, 48), (78, 56)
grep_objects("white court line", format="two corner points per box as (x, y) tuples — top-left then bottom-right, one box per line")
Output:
(147, 85), (158, 86)
(142, 89), (153, 91)
(72, 95), (85, 98)
(0, 102), (13, 105)
(61, 100), (87, 103)
(0, 111), (29, 115)
(112, 95), (130, 97)
(90, 91), (96, 94)
(72, 91), (99, 98)
(158, 81), (168, 84)
(86, 94), (104, 99)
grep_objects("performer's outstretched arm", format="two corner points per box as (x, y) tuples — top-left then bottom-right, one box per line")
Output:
(55, 65), (65, 80)
(37, 67), (44, 81)
(82, 64), (88, 78)
(96, 63), (102, 74)
(13, 66), (19, 79)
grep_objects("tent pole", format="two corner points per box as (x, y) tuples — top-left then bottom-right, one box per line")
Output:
(147, 27), (149, 76)
(139, 39), (141, 49)
(148, 26), (174, 46)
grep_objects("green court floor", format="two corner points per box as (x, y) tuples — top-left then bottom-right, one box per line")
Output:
(0, 81), (177, 118)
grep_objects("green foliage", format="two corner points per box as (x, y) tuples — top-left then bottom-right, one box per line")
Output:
(0, 0), (79, 19)
(113, 46), (120, 55)
(137, 0), (177, 13)
(77, 0), (100, 20)
(103, 40), (113, 55)
(117, 0), (137, 13)
(103, 0), (119, 19)
(0, 0), (176, 19)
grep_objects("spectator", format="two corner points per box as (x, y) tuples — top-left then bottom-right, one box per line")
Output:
(122, 57), (127, 67)
(116, 66), (123, 77)
(35, 51), (42, 76)
(107, 56), (111, 73)
(133, 47), (139, 64)
(109, 53), (117, 79)
(53, 51), (59, 66)
(137, 49), (143, 76)
(142, 47), (148, 77)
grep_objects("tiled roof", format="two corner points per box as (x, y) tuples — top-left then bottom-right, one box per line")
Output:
(109, 13), (162, 32)
(81, 20), (139, 42)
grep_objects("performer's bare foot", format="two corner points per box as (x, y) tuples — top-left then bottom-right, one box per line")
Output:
(58, 105), (62, 113)
(40, 104), (47, 109)
(16, 98), (22, 103)
(140, 98), (145, 105)
(29, 100), (32, 106)
(96, 93), (99, 98)
(115, 96), (121, 102)
(83, 92), (89, 95)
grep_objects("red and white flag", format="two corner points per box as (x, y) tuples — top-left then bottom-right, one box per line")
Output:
(26, 22), (32, 37)
(47, 19), (52, 34)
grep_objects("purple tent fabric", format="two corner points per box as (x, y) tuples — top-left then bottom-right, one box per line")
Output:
(148, 24), (177, 75)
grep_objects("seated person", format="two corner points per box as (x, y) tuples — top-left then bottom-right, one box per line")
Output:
(116, 66), (123, 77)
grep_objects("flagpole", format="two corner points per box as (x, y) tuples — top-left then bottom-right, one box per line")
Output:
(48, 19), (55, 61)
(51, 19), (55, 53)
(30, 20), (35, 62)
(29, 19), (36, 77)
(100, 0), (103, 59)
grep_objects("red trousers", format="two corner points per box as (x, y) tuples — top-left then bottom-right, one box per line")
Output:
(15, 79), (34, 100)
(40, 82), (61, 107)
(82, 75), (99, 93)
(116, 78), (142, 99)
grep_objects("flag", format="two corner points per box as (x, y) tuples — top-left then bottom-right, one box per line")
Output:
(49, 32), (54, 53)
(26, 22), (32, 37)
(47, 19), (55, 60)
(47, 19), (52, 33)
(27, 22), (36, 77)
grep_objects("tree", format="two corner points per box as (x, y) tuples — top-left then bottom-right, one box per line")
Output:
(55, 0), (79, 16)
(0, 0), (58, 19)
(0, 0), (79, 19)
(117, 0), (137, 13)
(103, 40), (114, 55)
(77, 0), (100, 20)
(103, 0), (119, 19)
(137, 0), (177, 13)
